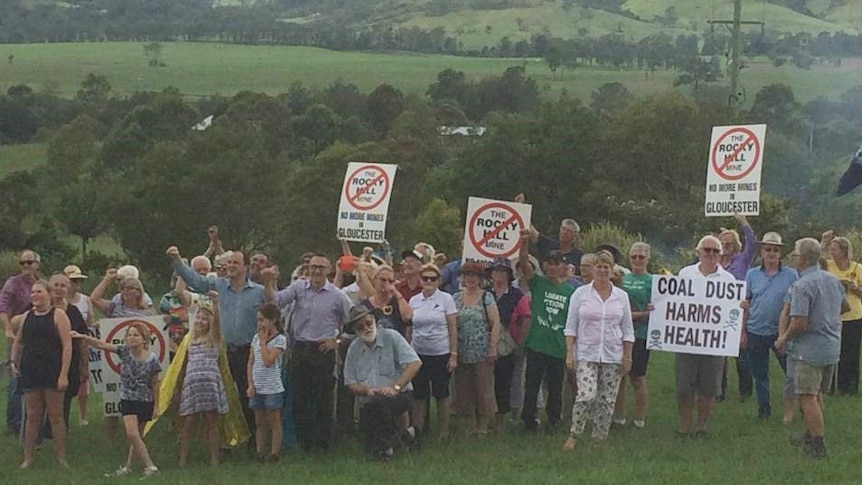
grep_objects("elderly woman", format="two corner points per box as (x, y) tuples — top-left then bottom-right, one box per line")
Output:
(408, 263), (458, 439)
(10, 280), (72, 468)
(821, 231), (862, 395)
(563, 251), (634, 450)
(487, 257), (530, 432)
(613, 243), (653, 428)
(453, 262), (501, 436)
(91, 269), (154, 318)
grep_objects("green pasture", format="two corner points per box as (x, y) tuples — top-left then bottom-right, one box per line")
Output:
(0, 42), (859, 103)
(0, 335), (859, 485)
(0, 143), (47, 177)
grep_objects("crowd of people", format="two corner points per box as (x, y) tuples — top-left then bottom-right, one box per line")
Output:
(1, 210), (859, 475)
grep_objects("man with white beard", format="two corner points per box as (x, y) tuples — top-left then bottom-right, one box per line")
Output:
(343, 305), (421, 462)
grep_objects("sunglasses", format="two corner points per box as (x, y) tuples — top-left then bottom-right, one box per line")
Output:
(421, 275), (439, 282)
(309, 264), (328, 271)
(701, 248), (721, 254)
(629, 255), (646, 260)
(19, 260), (36, 266)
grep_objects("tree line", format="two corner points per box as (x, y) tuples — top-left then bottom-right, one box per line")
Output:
(1, 68), (862, 285)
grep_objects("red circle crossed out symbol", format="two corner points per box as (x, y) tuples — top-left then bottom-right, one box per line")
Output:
(104, 320), (166, 375)
(468, 202), (526, 259)
(710, 127), (761, 181)
(344, 164), (391, 211)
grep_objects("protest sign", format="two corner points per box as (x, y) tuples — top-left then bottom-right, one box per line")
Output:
(704, 124), (767, 217)
(337, 162), (398, 243)
(87, 325), (106, 393)
(647, 275), (745, 357)
(96, 316), (169, 417)
(462, 197), (532, 266)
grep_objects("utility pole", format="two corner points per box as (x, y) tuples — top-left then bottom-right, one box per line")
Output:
(707, 0), (764, 106)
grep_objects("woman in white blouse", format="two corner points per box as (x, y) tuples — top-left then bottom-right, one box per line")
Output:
(563, 250), (634, 450)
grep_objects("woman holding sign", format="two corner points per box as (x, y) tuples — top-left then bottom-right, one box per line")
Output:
(563, 251), (634, 450)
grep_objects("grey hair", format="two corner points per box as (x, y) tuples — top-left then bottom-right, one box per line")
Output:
(795, 238), (822, 267)
(561, 219), (580, 232)
(630, 242), (651, 258)
(191, 255), (212, 271)
(696, 235), (723, 254)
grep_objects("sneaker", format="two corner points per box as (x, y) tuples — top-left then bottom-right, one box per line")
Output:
(632, 420), (645, 428)
(141, 466), (159, 479)
(105, 466), (130, 477)
(79, 420), (89, 427)
(612, 417), (627, 426)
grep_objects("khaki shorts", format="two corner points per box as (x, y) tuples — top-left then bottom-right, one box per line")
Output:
(793, 361), (835, 395)
(675, 353), (724, 398)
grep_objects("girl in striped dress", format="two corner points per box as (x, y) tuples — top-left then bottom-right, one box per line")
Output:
(247, 303), (287, 462)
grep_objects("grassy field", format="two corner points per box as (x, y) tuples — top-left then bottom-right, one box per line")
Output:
(1, 42), (861, 104)
(404, 0), (858, 50)
(0, 143), (47, 177)
(1, 341), (859, 485)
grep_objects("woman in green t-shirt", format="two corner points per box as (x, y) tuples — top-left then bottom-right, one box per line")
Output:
(613, 242), (654, 429)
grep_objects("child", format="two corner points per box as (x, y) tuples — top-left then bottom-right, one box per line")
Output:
(176, 300), (228, 467)
(72, 322), (161, 478)
(247, 303), (288, 462)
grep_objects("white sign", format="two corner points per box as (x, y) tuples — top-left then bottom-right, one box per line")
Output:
(461, 197), (532, 266)
(337, 162), (398, 243)
(96, 316), (170, 417)
(87, 325), (105, 393)
(647, 276), (745, 357)
(704, 124), (767, 217)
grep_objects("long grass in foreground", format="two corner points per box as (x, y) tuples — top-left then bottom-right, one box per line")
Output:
(0, 348), (859, 485)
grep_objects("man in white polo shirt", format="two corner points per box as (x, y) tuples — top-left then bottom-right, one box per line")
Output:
(675, 235), (736, 438)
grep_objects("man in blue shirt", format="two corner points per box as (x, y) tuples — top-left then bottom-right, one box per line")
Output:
(777, 238), (847, 459)
(167, 245), (273, 439)
(743, 232), (798, 420)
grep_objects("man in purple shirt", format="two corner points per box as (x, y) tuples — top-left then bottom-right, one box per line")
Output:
(265, 252), (353, 452)
(1, 249), (41, 434)
(718, 214), (756, 402)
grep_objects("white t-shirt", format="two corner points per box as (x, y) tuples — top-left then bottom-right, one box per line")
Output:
(678, 263), (735, 281)
(409, 290), (458, 356)
(72, 293), (91, 324)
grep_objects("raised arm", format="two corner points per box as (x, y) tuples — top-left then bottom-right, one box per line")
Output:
(518, 229), (535, 284)
(70, 330), (120, 353)
(90, 268), (118, 315)
(167, 246), (216, 294)
(736, 214), (756, 266)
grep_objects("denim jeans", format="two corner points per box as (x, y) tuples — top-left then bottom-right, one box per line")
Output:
(6, 375), (23, 435)
(746, 332), (787, 417)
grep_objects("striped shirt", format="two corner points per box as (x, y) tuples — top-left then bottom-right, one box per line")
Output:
(250, 333), (287, 394)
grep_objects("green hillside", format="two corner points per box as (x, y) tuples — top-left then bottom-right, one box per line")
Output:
(338, 0), (861, 49)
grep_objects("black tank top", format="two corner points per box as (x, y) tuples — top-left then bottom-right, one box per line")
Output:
(19, 308), (62, 390)
(361, 296), (408, 336)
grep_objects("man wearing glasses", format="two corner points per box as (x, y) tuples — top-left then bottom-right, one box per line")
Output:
(1, 249), (41, 435)
(675, 236), (735, 438)
(268, 253), (353, 452)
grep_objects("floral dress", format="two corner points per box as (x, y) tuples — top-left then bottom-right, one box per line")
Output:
(453, 291), (496, 364)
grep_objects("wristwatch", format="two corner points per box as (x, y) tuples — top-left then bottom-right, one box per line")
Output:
(393, 384), (402, 392)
